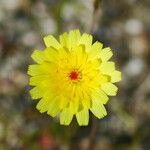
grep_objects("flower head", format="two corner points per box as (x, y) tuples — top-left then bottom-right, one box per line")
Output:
(28, 29), (121, 126)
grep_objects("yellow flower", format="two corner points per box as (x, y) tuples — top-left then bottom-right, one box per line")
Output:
(27, 29), (121, 126)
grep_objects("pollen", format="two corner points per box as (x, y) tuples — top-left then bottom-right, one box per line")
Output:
(69, 71), (78, 80)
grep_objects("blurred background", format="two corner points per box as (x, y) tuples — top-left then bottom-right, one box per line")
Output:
(0, 0), (150, 149)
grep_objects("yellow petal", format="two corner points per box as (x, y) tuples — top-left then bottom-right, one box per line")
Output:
(90, 99), (107, 119)
(44, 35), (61, 49)
(36, 98), (49, 113)
(28, 65), (42, 76)
(59, 32), (68, 48)
(68, 50), (77, 67)
(81, 97), (91, 109)
(60, 108), (73, 125)
(30, 86), (44, 100)
(76, 108), (89, 126)
(44, 47), (58, 62)
(59, 96), (69, 110)
(68, 29), (81, 49)
(69, 98), (79, 114)
(29, 75), (50, 86)
(36, 92), (53, 113)
(78, 33), (92, 52)
(99, 47), (113, 62)
(75, 46), (87, 69)
(58, 47), (68, 59)
(27, 63), (54, 76)
(81, 90), (91, 108)
(88, 41), (103, 60)
(100, 62), (115, 74)
(31, 50), (45, 64)
(96, 74), (109, 85)
(101, 83), (118, 96)
(92, 88), (109, 104)
(47, 97), (60, 117)
(41, 62), (56, 73)
(111, 71), (122, 83)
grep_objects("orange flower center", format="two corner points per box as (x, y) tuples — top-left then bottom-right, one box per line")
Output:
(69, 71), (78, 80)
